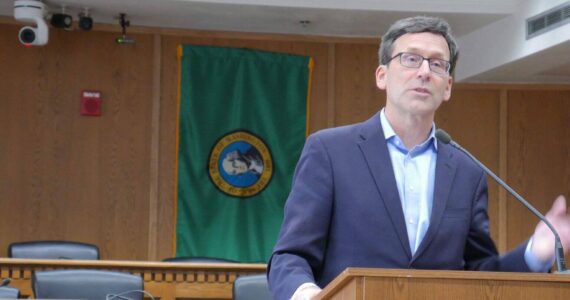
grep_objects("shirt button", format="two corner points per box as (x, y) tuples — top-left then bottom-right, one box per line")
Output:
(408, 218), (415, 224)
(409, 185), (414, 191)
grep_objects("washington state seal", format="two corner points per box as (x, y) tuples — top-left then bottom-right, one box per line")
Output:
(208, 130), (273, 197)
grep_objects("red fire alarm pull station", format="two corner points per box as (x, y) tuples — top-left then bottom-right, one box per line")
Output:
(81, 90), (102, 116)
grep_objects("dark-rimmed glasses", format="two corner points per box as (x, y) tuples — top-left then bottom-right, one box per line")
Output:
(386, 52), (451, 75)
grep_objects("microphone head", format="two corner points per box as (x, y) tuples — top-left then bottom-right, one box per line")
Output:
(435, 129), (452, 144)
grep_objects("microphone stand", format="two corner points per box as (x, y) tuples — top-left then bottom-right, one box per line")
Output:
(436, 129), (569, 273)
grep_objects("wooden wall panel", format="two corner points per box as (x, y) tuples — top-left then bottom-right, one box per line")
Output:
(0, 23), (154, 260)
(507, 90), (570, 249)
(334, 43), (384, 126)
(155, 36), (179, 261)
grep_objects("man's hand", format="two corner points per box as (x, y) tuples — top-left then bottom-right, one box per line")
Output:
(291, 284), (322, 300)
(531, 195), (570, 262)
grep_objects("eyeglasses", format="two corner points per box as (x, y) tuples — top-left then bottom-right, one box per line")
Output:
(386, 52), (451, 75)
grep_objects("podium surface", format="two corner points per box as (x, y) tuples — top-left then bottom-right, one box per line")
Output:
(316, 268), (570, 300)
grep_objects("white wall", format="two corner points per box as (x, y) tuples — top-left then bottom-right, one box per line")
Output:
(456, 0), (570, 82)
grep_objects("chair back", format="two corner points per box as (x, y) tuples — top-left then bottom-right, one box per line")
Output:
(0, 286), (20, 299)
(232, 274), (271, 300)
(163, 256), (238, 263)
(8, 240), (99, 260)
(33, 269), (144, 300)
(0, 278), (20, 299)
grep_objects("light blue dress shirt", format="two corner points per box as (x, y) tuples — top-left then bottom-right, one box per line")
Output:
(379, 109), (552, 270)
(380, 109), (436, 254)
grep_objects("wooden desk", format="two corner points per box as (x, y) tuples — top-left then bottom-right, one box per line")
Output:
(0, 258), (266, 299)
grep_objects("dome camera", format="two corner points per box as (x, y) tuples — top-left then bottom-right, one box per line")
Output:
(78, 9), (93, 31)
(79, 16), (93, 31)
(14, 0), (48, 46)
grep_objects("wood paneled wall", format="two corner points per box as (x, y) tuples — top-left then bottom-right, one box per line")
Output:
(0, 23), (154, 260)
(0, 19), (569, 261)
(507, 90), (570, 249)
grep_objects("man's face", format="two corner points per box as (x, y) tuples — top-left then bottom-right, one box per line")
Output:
(375, 32), (453, 118)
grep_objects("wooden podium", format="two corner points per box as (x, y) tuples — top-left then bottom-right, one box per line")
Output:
(316, 268), (570, 300)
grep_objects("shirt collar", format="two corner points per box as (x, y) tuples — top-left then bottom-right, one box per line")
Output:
(379, 108), (438, 152)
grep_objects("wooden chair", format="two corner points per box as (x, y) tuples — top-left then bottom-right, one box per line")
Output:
(0, 278), (19, 299)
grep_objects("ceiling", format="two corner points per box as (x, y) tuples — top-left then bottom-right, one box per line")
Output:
(2, 0), (569, 83)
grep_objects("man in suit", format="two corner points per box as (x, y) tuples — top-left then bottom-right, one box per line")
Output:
(267, 16), (570, 300)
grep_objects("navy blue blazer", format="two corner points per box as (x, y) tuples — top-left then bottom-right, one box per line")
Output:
(267, 112), (530, 300)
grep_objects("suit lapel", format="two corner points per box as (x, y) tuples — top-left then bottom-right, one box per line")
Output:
(412, 141), (457, 260)
(357, 113), (412, 259)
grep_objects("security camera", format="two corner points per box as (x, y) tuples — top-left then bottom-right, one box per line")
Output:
(79, 15), (93, 31)
(51, 13), (73, 29)
(78, 9), (93, 31)
(51, 5), (72, 29)
(14, 0), (48, 46)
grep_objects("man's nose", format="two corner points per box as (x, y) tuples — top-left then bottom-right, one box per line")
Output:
(416, 60), (431, 78)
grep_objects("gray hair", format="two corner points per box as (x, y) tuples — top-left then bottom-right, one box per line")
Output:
(379, 16), (459, 74)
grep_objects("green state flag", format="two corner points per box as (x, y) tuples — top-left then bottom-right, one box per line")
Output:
(175, 45), (313, 262)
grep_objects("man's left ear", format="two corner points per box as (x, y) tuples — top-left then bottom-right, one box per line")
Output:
(443, 76), (453, 101)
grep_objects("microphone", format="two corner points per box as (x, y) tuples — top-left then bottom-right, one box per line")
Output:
(435, 129), (568, 273)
